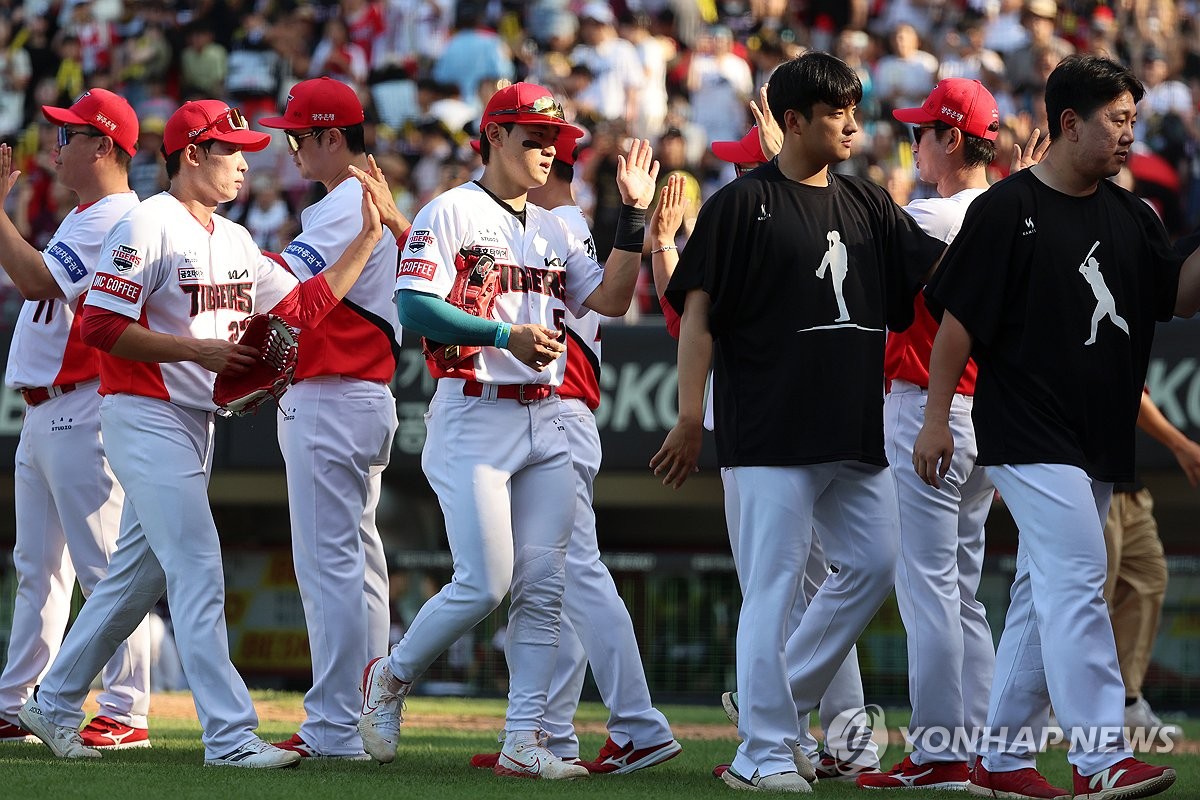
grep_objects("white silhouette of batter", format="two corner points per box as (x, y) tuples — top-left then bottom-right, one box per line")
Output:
(815, 229), (850, 322)
(1078, 243), (1128, 346)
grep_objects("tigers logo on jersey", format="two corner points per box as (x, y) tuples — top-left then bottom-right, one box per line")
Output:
(111, 244), (141, 272)
(407, 229), (435, 252)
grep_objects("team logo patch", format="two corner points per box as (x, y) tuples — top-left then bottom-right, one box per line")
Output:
(92, 273), (142, 303)
(407, 229), (435, 253)
(398, 259), (438, 280)
(111, 244), (141, 272)
(178, 267), (203, 282)
(48, 241), (88, 283)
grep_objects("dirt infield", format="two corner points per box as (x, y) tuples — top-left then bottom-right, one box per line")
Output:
(91, 691), (1197, 754)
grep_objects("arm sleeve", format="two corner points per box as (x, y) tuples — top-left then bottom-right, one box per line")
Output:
(81, 305), (135, 351)
(268, 274), (340, 327)
(660, 293), (681, 339)
(396, 289), (501, 344)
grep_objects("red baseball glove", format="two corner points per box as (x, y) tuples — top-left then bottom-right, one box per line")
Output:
(213, 313), (300, 416)
(423, 249), (502, 373)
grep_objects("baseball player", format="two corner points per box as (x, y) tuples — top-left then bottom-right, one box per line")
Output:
(257, 77), (403, 761)
(857, 78), (1004, 791)
(357, 82), (658, 780)
(464, 130), (680, 773)
(652, 52), (942, 792)
(914, 55), (1195, 798)
(0, 89), (152, 749)
(19, 99), (383, 768)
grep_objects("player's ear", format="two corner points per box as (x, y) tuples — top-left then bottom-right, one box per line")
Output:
(783, 108), (805, 137)
(1059, 109), (1080, 142)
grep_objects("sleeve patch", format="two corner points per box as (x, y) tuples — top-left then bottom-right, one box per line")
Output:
(110, 244), (142, 272)
(398, 259), (438, 280)
(283, 240), (327, 276)
(48, 241), (89, 283)
(406, 229), (435, 253)
(92, 273), (142, 304)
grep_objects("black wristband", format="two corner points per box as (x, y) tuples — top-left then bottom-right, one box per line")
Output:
(612, 204), (647, 252)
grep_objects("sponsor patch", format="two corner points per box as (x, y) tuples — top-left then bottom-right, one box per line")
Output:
(92, 273), (142, 303)
(48, 241), (88, 283)
(111, 244), (142, 272)
(283, 240), (327, 277)
(178, 267), (203, 282)
(407, 229), (435, 253)
(398, 259), (438, 280)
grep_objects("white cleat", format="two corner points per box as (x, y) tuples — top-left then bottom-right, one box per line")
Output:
(722, 768), (812, 793)
(357, 656), (406, 763)
(18, 694), (101, 759)
(204, 737), (302, 768)
(494, 732), (589, 780)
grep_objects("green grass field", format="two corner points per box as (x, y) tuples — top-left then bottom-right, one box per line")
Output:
(0, 693), (1193, 799)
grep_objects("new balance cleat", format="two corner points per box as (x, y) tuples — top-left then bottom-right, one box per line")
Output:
(0, 717), (37, 743)
(273, 732), (371, 760)
(1071, 757), (1176, 800)
(204, 737), (302, 768)
(18, 694), (100, 759)
(494, 732), (588, 779)
(585, 736), (682, 774)
(357, 656), (407, 763)
(721, 767), (812, 793)
(968, 762), (1069, 799)
(857, 755), (970, 790)
(80, 716), (151, 750)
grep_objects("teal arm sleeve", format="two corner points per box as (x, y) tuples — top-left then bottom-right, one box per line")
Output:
(396, 289), (502, 346)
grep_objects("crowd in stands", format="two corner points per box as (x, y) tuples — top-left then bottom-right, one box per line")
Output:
(2, 0), (1199, 317)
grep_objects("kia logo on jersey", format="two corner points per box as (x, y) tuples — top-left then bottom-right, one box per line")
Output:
(111, 244), (141, 272)
(407, 229), (435, 253)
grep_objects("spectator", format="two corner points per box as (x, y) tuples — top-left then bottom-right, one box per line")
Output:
(179, 21), (227, 99)
(571, 3), (643, 128)
(431, 8), (514, 103)
(872, 23), (939, 118)
(686, 25), (754, 145)
(310, 17), (370, 88)
(938, 17), (1006, 87)
(620, 12), (673, 139)
(0, 18), (32, 141)
(225, 13), (285, 123)
(341, 0), (387, 69)
(1004, 0), (1074, 95)
(128, 116), (167, 200)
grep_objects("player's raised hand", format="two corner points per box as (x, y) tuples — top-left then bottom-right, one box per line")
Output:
(616, 138), (660, 209)
(505, 323), (566, 371)
(912, 419), (955, 489)
(349, 154), (411, 239)
(649, 174), (687, 245)
(0, 144), (21, 205)
(750, 84), (782, 160)
(650, 419), (702, 488)
(359, 184), (383, 244)
(193, 338), (260, 375)
(1011, 127), (1049, 172)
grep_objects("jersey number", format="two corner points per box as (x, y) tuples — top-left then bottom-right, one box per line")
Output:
(228, 318), (253, 342)
(32, 300), (55, 324)
(553, 308), (565, 340)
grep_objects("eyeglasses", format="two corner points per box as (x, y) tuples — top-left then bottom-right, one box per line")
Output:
(57, 127), (104, 148)
(490, 95), (566, 121)
(188, 107), (249, 143)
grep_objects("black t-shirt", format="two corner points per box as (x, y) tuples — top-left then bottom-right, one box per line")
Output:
(666, 161), (942, 467)
(927, 169), (1181, 482)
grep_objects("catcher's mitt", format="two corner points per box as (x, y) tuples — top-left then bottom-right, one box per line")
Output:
(424, 249), (501, 373)
(213, 313), (300, 417)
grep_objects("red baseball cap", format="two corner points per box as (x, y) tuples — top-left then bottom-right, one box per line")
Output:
(711, 127), (767, 165)
(43, 88), (139, 156)
(258, 77), (365, 130)
(163, 100), (271, 155)
(892, 78), (1000, 141)
(480, 82), (584, 138)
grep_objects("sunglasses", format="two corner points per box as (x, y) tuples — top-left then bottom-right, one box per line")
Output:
(911, 123), (947, 142)
(490, 96), (566, 121)
(189, 107), (249, 142)
(57, 127), (104, 148)
(285, 128), (346, 153)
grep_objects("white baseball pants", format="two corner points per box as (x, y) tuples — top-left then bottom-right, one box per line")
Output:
(35, 395), (260, 758)
(541, 399), (673, 757)
(388, 380), (574, 734)
(983, 464), (1129, 775)
(0, 384), (150, 727)
(278, 376), (397, 756)
(724, 462), (898, 780)
(885, 381), (994, 763)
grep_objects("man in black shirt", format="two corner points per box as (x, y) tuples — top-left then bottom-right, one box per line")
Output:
(915, 55), (1200, 800)
(652, 52), (942, 792)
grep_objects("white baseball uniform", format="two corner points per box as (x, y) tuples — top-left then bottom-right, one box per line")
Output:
(539, 204), (674, 757)
(388, 181), (602, 735)
(34, 192), (300, 758)
(0, 192), (152, 729)
(883, 188), (995, 764)
(276, 176), (399, 756)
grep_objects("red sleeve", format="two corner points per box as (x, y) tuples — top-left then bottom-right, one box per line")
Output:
(81, 305), (135, 352)
(396, 226), (411, 250)
(261, 250), (291, 271)
(659, 293), (681, 339)
(268, 274), (340, 327)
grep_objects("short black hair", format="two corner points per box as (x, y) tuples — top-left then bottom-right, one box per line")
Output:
(339, 123), (366, 155)
(163, 139), (215, 179)
(1045, 54), (1144, 139)
(478, 122), (515, 164)
(766, 51), (863, 128)
(550, 158), (573, 183)
(932, 127), (997, 168)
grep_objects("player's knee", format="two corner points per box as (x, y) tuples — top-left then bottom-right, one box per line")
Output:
(509, 545), (567, 644)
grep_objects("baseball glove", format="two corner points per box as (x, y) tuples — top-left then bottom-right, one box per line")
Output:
(423, 249), (501, 373)
(213, 313), (300, 417)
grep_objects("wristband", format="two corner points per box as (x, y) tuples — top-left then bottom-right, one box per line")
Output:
(612, 204), (647, 252)
(494, 322), (511, 349)
(651, 245), (677, 254)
